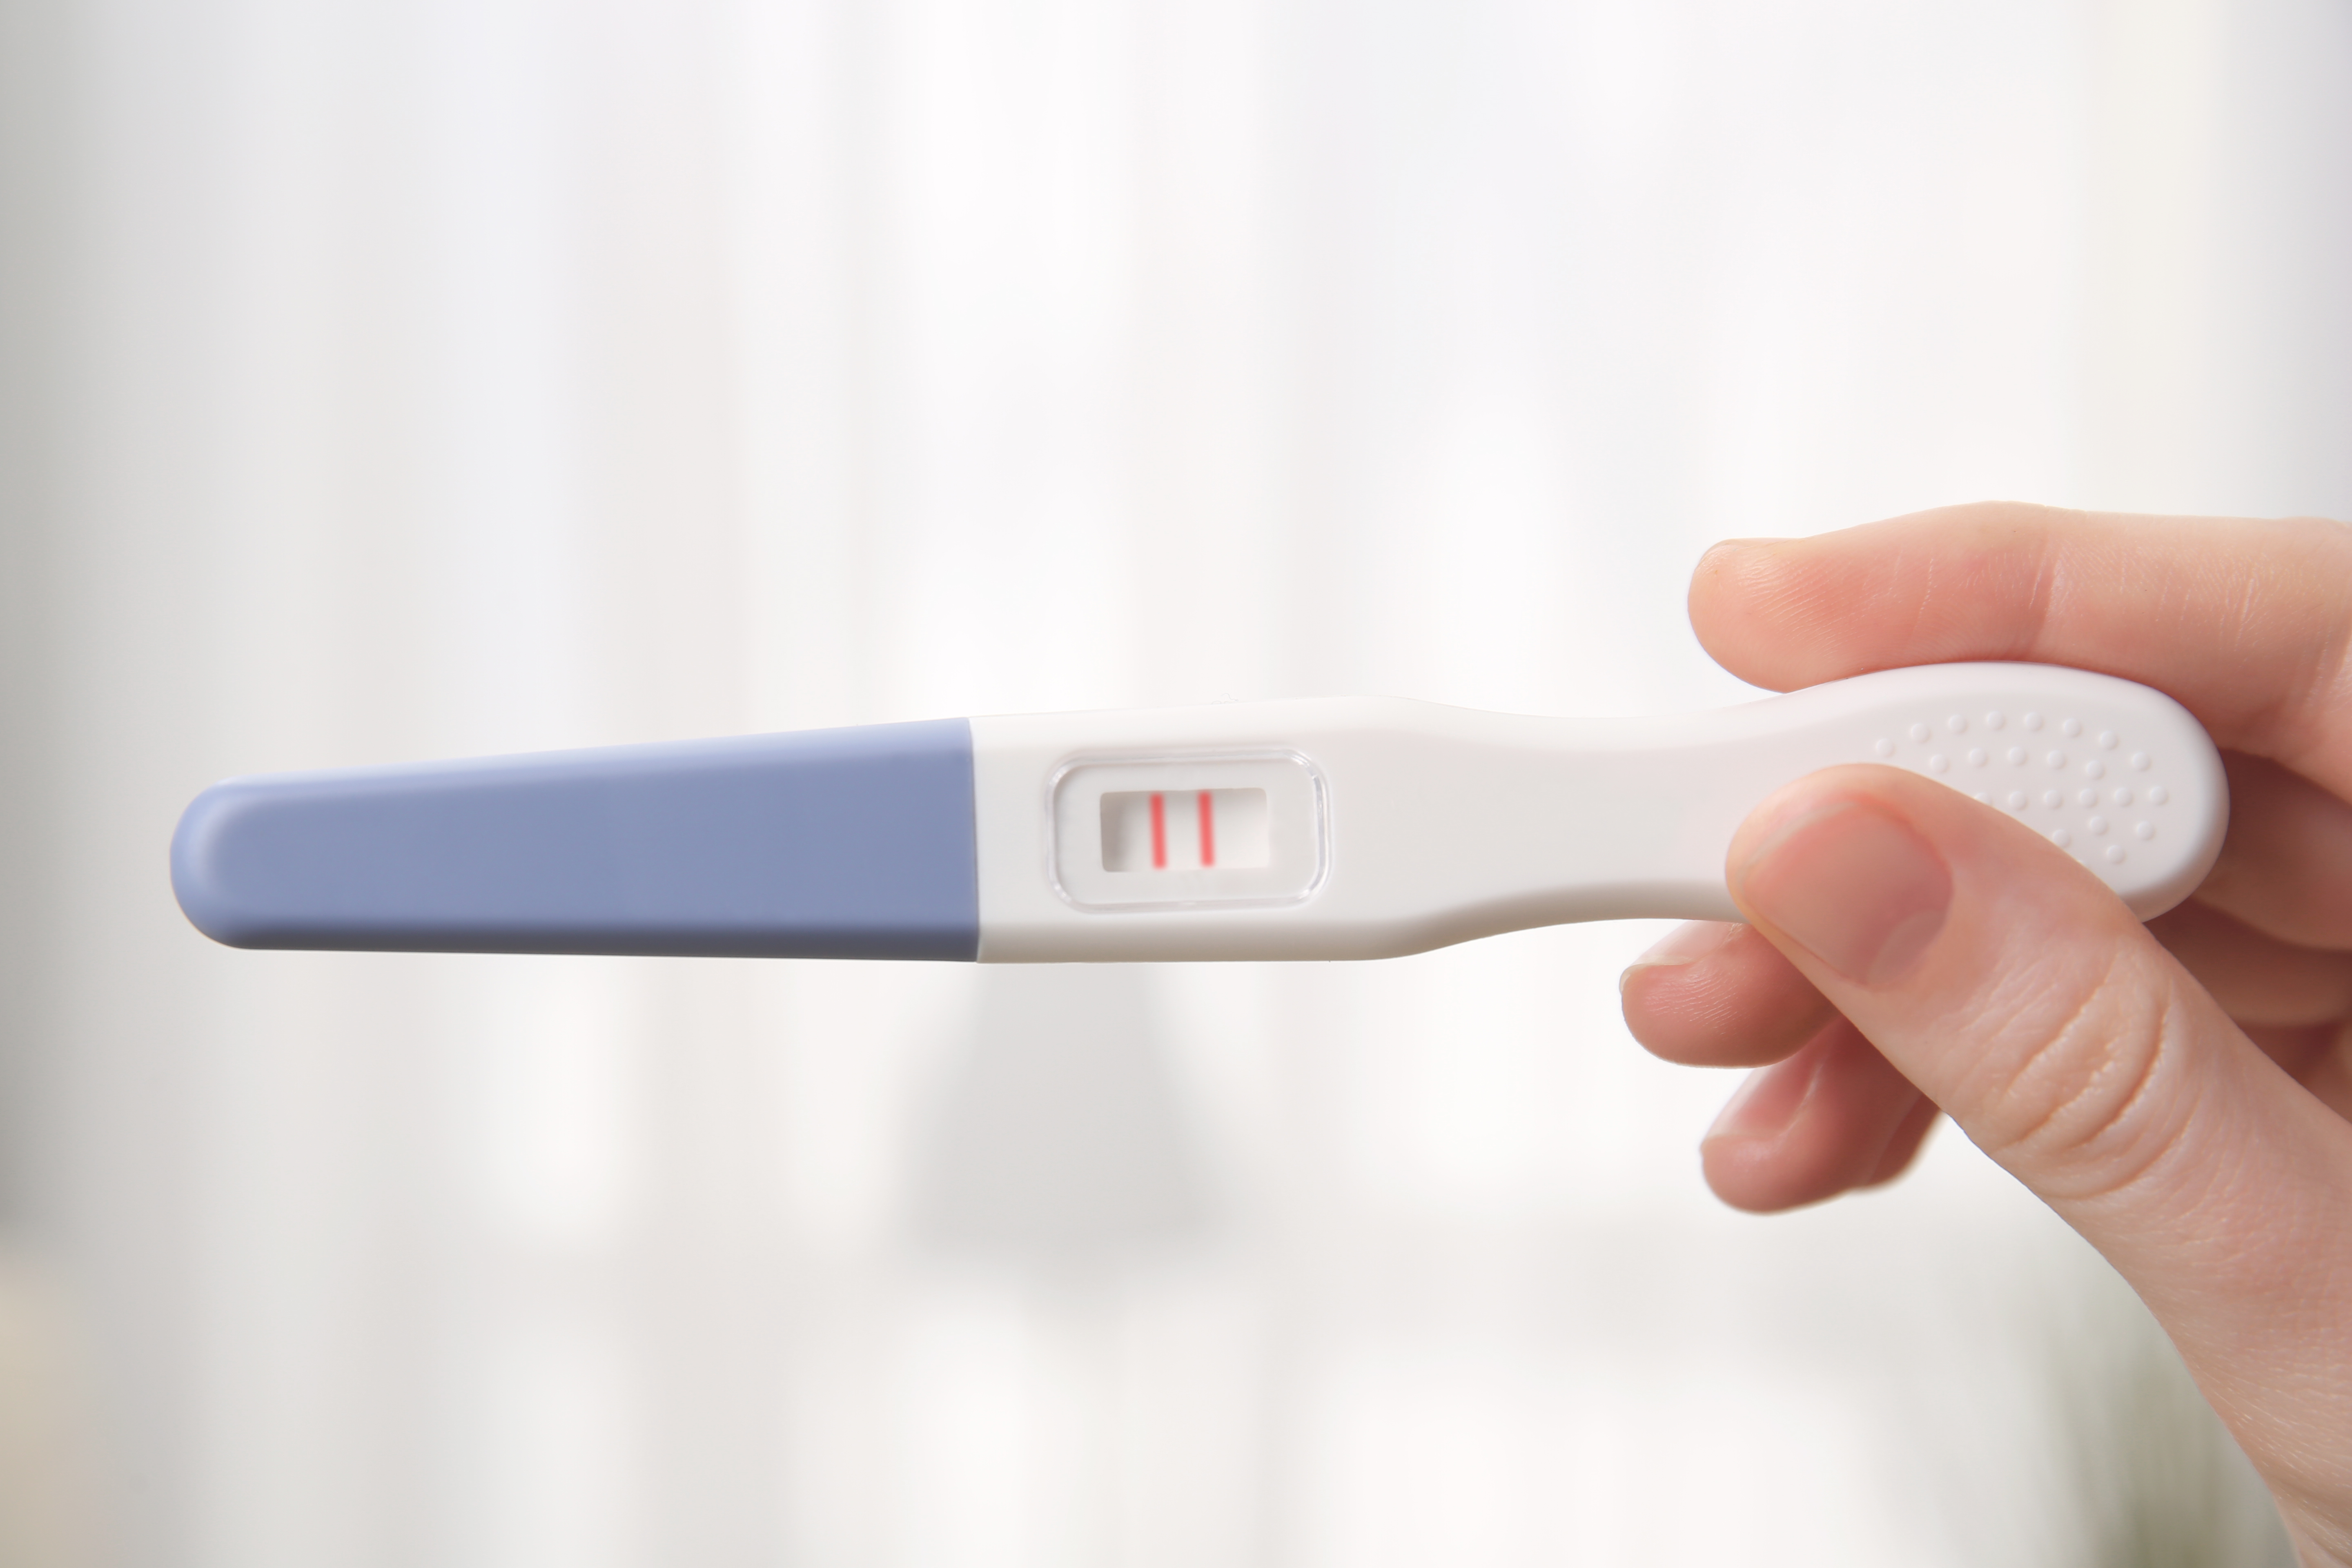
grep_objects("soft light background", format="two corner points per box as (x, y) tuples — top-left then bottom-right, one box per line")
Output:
(2, 0), (2348, 1564)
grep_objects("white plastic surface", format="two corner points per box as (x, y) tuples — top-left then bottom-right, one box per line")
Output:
(969, 663), (2228, 962)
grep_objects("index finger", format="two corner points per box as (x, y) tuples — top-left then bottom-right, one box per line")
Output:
(1688, 503), (2352, 798)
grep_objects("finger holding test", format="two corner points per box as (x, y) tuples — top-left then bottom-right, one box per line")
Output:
(2147, 900), (2352, 1032)
(1619, 921), (1836, 1067)
(1687, 503), (2352, 796)
(1727, 762), (2352, 1561)
(1620, 921), (1947, 1202)
(1698, 1013), (1933, 1212)
(1648, 501), (2352, 1200)
(1665, 504), (2352, 1555)
(2198, 752), (2352, 951)
(1643, 501), (2350, 1099)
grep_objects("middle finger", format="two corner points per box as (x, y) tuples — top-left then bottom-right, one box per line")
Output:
(2149, 898), (2352, 1027)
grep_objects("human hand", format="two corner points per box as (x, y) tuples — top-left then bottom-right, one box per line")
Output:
(1618, 503), (2352, 1564)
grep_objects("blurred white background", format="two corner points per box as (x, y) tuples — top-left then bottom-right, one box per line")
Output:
(1, 0), (2348, 1563)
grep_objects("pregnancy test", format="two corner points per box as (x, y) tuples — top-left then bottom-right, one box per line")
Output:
(170, 662), (2226, 963)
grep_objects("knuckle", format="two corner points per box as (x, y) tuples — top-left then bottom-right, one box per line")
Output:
(1967, 950), (2197, 1201)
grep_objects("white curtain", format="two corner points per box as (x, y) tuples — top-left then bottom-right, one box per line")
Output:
(0, 0), (2345, 1563)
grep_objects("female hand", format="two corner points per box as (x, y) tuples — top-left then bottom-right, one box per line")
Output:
(1619, 503), (2352, 1565)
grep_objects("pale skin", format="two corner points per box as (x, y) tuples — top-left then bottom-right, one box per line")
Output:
(1618, 503), (2352, 1565)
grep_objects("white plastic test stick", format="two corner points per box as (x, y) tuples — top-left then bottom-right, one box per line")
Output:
(172, 663), (2227, 963)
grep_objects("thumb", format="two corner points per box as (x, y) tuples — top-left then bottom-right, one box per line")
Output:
(1728, 766), (2352, 1553)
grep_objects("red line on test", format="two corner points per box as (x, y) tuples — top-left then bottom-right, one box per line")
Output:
(1198, 791), (1216, 867)
(1149, 793), (1167, 869)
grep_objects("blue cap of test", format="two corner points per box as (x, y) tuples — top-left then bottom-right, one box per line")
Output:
(169, 719), (981, 960)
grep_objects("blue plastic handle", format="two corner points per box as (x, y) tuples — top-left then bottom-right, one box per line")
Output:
(170, 719), (980, 960)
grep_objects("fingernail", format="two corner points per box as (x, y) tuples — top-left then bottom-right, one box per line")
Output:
(1619, 921), (1740, 993)
(1706, 1060), (1807, 1142)
(1735, 800), (1951, 986)
(1697, 537), (1789, 566)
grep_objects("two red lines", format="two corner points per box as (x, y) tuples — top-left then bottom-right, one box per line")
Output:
(1146, 792), (1215, 870)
